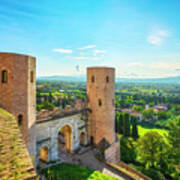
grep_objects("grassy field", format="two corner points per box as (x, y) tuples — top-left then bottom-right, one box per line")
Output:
(137, 125), (168, 138)
(40, 163), (118, 180)
(117, 125), (168, 140)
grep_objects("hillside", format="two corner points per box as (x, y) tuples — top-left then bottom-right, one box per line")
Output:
(37, 75), (180, 84)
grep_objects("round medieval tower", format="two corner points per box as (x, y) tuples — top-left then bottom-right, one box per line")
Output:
(87, 67), (116, 146)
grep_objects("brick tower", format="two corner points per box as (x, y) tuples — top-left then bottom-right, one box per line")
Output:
(87, 67), (120, 164)
(87, 67), (116, 145)
(0, 52), (36, 163)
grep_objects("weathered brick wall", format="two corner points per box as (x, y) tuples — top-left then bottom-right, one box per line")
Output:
(105, 140), (120, 165)
(0, 53), (36, 163)
(0, 53), (14, 112)
(87, 67), (116, 145)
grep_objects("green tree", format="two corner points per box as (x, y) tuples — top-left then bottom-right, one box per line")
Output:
(115, 113), (119, 133)
(157, 111), (167, 120)
(143, 108), (154, 120)
(133, 105), (144, 113)
(42, 101), (55, 111)
(137, 131), (167, 168)
(120, 137), (137, 163)
(168, 116), (180, 168)
(123, 113), (130, 137)
(131, 116), (139, 140)
(119, 113), (124, 134)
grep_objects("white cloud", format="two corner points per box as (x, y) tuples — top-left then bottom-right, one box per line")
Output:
(128, 62), (145, 68)
(147, 29), (169, 45)
(53, 48), (72, 53)
(78, 45), (96, 50)
(94, 50), (106, 54)
(75, 56), (101, 60)
(128, 61), (180, 70)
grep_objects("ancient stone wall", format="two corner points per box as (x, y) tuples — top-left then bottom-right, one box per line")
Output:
(104, 140), (120, 165)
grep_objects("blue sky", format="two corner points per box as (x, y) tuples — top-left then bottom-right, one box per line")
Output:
(1, 0), (180, 78)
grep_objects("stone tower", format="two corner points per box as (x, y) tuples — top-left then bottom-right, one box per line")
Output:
(87, 67), (120, 165)
(0, 52), (36, 163)
(87, 67), (116, 145)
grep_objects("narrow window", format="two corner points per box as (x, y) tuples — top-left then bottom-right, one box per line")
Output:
(2, 70), (8, 83)
(98, 99), (102, 106)
(90, 136), (94, 145)
(30, 71), (34, 83)
(112, 99), (114, 106)
(91, 76), (95, 83)
(18, 114), (23, 126)
(106, 76), (109, 83)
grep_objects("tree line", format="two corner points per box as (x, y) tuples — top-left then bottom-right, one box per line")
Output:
(115, 112), (139, 140)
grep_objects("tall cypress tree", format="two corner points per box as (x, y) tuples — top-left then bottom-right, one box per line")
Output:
(123, 113), (130, 137)
(119, 113), (124, 134)
(115, 113), (118, 133)
(132, 116), (139, 140)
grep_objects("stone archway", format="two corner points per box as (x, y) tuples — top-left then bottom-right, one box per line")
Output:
(58, 125), (72, 153)
(80, 132), (86, 146)
(39, 146), (48, 164)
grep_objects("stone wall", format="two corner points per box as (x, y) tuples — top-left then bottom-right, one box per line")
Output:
(104, 140), (120, 165)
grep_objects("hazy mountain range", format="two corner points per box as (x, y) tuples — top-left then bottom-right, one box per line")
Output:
(37, 75), (180, 84)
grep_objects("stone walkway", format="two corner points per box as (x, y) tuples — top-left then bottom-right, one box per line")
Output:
(59, 148), (130, 180)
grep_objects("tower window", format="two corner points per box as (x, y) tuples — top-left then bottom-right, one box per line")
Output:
(91, 76), (95, 83)
(30, 71), (34, 83)
(98, 99), (102, 106)
(2, 70), (8, 83)
(106, 76), (109, 83)
(18, 114), (23, 127)
(112, 99), (114, 106)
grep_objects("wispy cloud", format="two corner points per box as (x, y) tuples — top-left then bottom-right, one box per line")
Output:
(53, 48), (72, 53)
(94, 49), (106, 54)
(128, 62), (145, 67)
(78, 45), (96, 50)
(128, 61), (180, 70)
(75, 56), (100, 60)
(147, 29), (169, 45)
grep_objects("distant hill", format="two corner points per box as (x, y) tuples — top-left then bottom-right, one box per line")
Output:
(37, 75), (180, 84)
(37, 75), (86, 82)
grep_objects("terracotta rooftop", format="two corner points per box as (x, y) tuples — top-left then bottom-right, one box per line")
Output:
(0, 108), (37, 180)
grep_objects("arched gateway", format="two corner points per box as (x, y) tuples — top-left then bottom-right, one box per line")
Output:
(58, 125), (73, 153)
(39, 146), (48, 164)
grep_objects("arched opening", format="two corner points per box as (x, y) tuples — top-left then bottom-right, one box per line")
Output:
(80, 132), (86, 146)
(106, 76), (109, 83)
(91, 75), (95, 82)
(98, 99), (102, 106)
(58, 125), (72, 154)
(39, 146), (48, 164)
(17, 114), (23, 127)
(2, 70), (8, 83)
(90, 136), (94, 145)
(30, 71), (34, 83)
